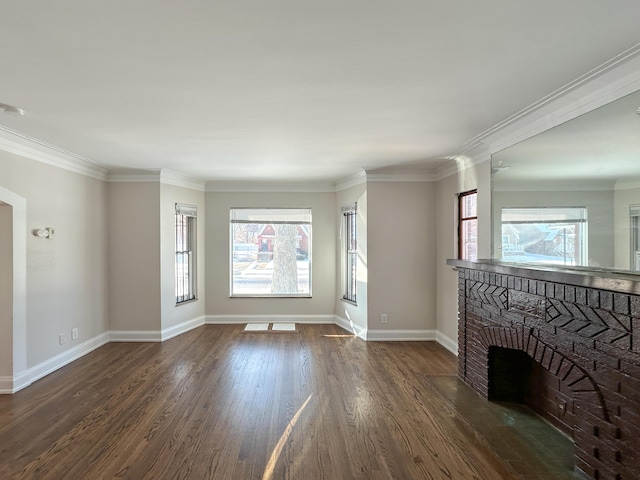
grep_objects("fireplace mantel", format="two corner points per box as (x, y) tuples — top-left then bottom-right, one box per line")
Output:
(447, 259), (640, 295)
(447, 258), (640, 480)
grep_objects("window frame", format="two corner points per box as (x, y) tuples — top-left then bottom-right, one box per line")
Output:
(341, 203), (357, 304)
(631, 205), (640, 271)
(458, 190), (478, 261)
(229, 207), (312, 298)
(500, 206), (587, 266)
(175, 203), (197, 304)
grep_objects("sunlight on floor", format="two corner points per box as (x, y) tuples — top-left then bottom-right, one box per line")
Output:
(262, 394), (313, 480)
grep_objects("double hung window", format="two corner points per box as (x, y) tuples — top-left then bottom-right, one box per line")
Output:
(175, 203), (197, 303)
(458, 190), (478, 260)
(342, 203), (357, 304)
(631, 205), (640, 270)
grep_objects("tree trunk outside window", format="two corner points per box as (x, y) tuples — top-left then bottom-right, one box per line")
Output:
(272, 224), (298, 293)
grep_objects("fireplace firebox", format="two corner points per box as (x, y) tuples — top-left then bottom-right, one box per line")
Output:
(488, 347), (531, 403)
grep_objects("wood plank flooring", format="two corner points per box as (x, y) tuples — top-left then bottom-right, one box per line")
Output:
(0, 324), (520, 479)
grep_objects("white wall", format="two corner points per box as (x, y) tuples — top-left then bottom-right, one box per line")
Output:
(0, 186), (27, 390)
(205, 191), (336, 319)
(160, 183), (205, 331)
(0, 203), (12, 377)
(334, 182), (368, 336)
(476, 161), (493, 259)
(366, 181), (436, 335)
(434, 160), (490, 354)
(435, 173), (459, 352)
(108, 182), (161, 332)
(0, 151), (109, 368)
(614, 185), (640, 270)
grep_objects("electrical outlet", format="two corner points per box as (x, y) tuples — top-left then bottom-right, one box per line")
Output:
(72, 328), (78, 340)
(380, 313), (388, 324)
(59, 333), (66, 345)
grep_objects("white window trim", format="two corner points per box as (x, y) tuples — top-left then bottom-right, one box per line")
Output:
(500, 206), (587, 266)
(458, 190), (478, 261)
(229, 207), (312, 298)
(175, 203), (197, 304)
(341, 203), (357, 304)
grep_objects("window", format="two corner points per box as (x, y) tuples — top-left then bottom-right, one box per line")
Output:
(500, 207), (587, 266)
(230, 208), (311, 297)
(630, 205), (640, 270)
(342, 203), (357, 304)
(175, 203), (197, 303)
(458, 190), (478, 260)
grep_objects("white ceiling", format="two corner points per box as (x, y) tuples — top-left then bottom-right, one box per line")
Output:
(1, 1), (640, 184)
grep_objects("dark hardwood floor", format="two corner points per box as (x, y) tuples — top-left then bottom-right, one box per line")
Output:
(0, 324), (522, 479)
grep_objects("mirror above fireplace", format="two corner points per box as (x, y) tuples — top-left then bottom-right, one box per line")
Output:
(491, 88), (640, 273)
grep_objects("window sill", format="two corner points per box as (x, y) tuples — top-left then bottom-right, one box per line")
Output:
(176, 297), (198, 306)
(341, 298), (357, 306)
(230, 294), (312, 299)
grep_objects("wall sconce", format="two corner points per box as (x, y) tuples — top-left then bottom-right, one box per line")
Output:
(33, 228), (55, 239)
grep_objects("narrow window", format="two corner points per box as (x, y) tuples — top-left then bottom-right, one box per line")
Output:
(458, 190), (478, 260)
(230, 208), (312, 297)
(175, 203), (197, 303)
(342, 203), (357, 304)
(630, 205), (640, 270)
(500, 207), (587, 266)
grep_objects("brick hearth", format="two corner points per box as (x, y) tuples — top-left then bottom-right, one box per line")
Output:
(448, 260), (640, 480)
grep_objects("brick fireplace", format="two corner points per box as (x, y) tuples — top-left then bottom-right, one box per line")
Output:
(448, 260), (640, 480)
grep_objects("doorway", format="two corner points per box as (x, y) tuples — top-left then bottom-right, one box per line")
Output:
(0, 202), (12, 379)
(0, 187), (27, 393)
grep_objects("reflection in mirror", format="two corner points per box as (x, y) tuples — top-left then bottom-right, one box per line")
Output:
(492, 89), (640, 272)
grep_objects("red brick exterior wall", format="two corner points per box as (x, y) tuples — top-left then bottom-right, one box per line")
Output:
(455, 266), (640, 480)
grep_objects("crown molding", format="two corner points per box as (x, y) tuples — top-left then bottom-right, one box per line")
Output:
(432, 143), (492, 182)
(0, 127), (202, 191)
(159, 170), (206, 191)
(108, 169), (205, 191)
(205, 170), (440, 192)
(107, 169), (161, 183)
(0, 125), (108, 181)
(334, 170), (366, 191)
(365, 172), (436, 182)
(205, 180), (336, 193)
(431, 43), (640, 184)
(614, 178), (640, 191)
(464, 42), (640, 154)
(494, 179), (616, 193)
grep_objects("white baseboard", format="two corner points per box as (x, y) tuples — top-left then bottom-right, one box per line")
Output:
(161, 315), (205, 341)
(366, 329), (437, 341)
(205, 314), (336, 325)
(0, 376), (14, 394)
(5, 332), (110, 394)
(436, 331), (458, 356)
(11, 370), (32, 393)
(109, 315), (207, 342)
(109, 330), (162, 342)
(2, 316), (207, 394)
(334, 315), (367, 340)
